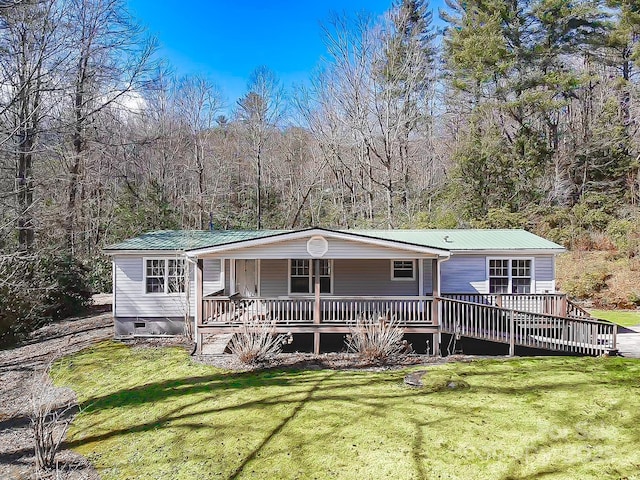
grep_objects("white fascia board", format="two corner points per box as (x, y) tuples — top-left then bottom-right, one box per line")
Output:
(103, 249), (186, 256)
(185, 228), (450, 258)
(449, 248), (566, 256)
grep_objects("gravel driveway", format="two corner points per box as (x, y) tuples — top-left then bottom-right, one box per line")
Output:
(0, 304), (113, 480)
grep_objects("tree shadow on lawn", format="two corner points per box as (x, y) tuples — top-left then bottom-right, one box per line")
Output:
(74, 356), (640, 416)
(55, 357), (640, 479)
(64, 370), (415, 449)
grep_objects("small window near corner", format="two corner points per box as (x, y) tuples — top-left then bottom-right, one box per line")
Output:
(392, 260), (415, 281)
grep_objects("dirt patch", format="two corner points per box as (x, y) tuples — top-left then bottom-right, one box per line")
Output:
(0, 303), (113, 480)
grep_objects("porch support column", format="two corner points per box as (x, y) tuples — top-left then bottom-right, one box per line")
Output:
(195, 258), (203, 354)
(229, 259), (236, 295)
(418, 258), (424, 296)
(432, 258), (441, 357)
(313, 258), (321, 354)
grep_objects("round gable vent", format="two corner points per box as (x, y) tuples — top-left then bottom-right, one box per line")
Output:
(307, 236), (328, 257)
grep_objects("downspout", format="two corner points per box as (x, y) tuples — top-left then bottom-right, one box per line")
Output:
(185, 255), (198, 355)
(433, 253), (451, 357)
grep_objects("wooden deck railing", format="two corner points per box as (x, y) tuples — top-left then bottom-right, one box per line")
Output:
(202, 296), (434, 326)
(443, 293), (571, 316)
(320, 297), (433, 324)
(439, 297), (616, 355)
(566, 299), (591, 319)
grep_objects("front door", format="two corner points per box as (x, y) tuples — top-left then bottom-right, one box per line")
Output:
(235, 259), (258, 297)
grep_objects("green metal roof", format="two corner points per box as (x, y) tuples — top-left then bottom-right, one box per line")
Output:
(103, 230), (287, 251)
(347, 229), (564, 251)
(104, 228), (563, 253)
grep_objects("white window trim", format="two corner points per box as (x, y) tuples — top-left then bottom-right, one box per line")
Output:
(143, 257), (186, 295)
(287, 259), (334, 295)
(391, 259), (416, 281)
(486, 257), (535, 294)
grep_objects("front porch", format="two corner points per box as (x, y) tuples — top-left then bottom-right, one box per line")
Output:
(198, 295), (439, 354)
(184, 228), (616, 356)
(194, 291), (617, 356)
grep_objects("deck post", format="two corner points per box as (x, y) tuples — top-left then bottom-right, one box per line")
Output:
(196, 258), (203, 354)
(314, 259), (321, 354)
(508, 309), (515, 356)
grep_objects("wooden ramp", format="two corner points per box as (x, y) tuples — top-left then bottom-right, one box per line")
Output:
(438, 297), (617, 356)
(201, 333), (234, 355)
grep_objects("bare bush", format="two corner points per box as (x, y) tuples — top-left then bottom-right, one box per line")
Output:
(345, 314), (409, 364)
(229, 318), (292, 364)
(29, 368), (75, 473)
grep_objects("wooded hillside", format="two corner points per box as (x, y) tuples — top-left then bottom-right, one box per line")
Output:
(1, 0), (638, 343)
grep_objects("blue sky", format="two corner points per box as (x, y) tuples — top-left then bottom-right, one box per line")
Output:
(128, 0), (445, 106)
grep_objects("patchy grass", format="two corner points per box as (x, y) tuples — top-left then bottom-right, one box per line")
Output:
(52, 342), (640, 480)
(590, 309), (640, 327)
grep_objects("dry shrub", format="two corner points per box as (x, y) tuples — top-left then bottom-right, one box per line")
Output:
(229, 318), (292, 364)
(345, 315), (409, 364)
(29, 368), (75, 473)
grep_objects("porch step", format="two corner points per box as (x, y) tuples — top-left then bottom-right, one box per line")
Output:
(201, 333), (234, 355)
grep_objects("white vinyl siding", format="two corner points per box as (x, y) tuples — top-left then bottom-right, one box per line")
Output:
(115, 256), (191, 318)
(114, 256), (223, 318)
(534, 256), (555, 293)
(213, 237), (436, 259)
(203, 259), (223, 296)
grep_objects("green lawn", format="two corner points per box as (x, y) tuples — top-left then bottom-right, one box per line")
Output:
(52, 342), (640, 480)
(590, 309), (640, 327)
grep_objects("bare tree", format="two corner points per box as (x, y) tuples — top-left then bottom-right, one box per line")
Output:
(175, 75), (224, 229)
(236, 66), (286, 229)
(0, 0), (66, 251)
(60, 0), (156, 255)
(30, 366), (75, 472)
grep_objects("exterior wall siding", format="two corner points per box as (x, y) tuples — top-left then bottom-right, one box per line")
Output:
(209, 236), (437, 259)
(423, 259), (433, 295)
(258, 259), (431, 297)
(441, 254), (556, 294)
(260, 259), (288, 296)
(441, 256), (487, 293)
(334, 259), (418, 296)
(203, 259), (223, 296)
(534, 255), (555, 293)
(114, 256), (192, 318)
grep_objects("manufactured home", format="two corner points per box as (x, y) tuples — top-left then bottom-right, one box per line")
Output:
(103, 228), (617, 356)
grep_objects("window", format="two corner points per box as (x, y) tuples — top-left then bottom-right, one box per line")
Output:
(511, 259), (532, 294)
(290, 259), (310, 293)
(488, 259), (532, 294)
(317, 259), (331, 293)
(146, 259), (165, 293)
(145, 258), (186, 294)
(392, 260), (415, 280)
(488, 259), (509, 293)
(167, 259), (185, 293)
(289, 259), (332, 294)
